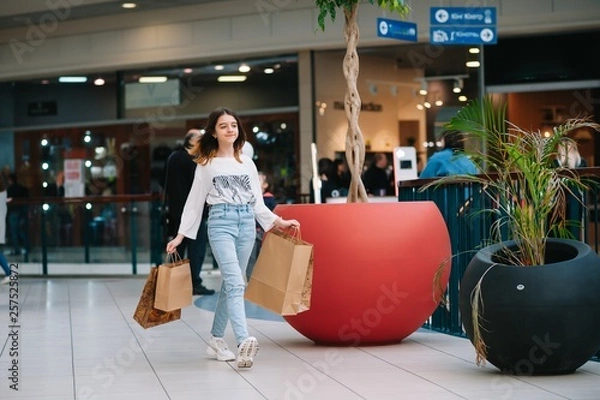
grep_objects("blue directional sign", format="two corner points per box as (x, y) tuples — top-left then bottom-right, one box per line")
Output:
(430, 26), (496, 45)
(430, 7), (496, 26)
(377, 18), (417, 42)
(429, 7), (497, 45)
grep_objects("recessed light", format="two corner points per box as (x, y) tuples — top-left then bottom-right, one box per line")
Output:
(264, 68), (274, 74)
(217, 75), (247, 83)
(183, 68), (193, 74)
(58, 76), (87, 83)
(41, 79), (49, 84)
(469, 47), (480, 54)
(122, 2), (137, 9)
(138, 76), (168, 83)
(458, 95), (468, 102)
(214, 65), (224, 71)
(238, 64), (251, 73)
(94, 78), (105, 86)
(466, 61), (480, 68)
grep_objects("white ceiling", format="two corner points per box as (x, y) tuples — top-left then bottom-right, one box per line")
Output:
(0, 0), (227, 29)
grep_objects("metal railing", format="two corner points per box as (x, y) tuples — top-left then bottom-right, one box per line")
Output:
(398, 167), (600, 361)
(5, 194), (163, 274)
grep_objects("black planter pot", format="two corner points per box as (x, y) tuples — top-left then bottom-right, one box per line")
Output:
(460, 238), (600, 375)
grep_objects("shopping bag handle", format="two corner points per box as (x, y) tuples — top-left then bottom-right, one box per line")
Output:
(280, 225), (301, 240)
(165, 251), (183, 264)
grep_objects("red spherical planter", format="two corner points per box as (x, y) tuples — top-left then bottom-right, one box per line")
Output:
(274, 202), (451, 345)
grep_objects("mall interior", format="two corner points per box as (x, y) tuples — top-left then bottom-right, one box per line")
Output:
(0, 1), (600, 399)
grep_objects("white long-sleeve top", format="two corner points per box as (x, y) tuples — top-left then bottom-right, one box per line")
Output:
(178, 154), (278, 240)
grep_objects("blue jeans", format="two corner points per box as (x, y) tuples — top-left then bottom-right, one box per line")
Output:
(0, 252), (9, 276)
(207, 204), (256, 345)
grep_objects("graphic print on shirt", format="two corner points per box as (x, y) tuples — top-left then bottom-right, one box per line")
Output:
(213, 174), (257, 204)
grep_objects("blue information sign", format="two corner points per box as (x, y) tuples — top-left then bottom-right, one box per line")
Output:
(430, 7), (496, 26)
(377, 18), (417, 42)
(429, 7), (497, 45)
(430, 26), (496, 45)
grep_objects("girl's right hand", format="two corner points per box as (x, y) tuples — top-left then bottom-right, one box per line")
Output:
(166, 234), (184, 254)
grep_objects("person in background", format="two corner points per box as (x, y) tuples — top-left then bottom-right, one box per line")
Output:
(166, 107), (300, 369)
(6, 172), (29, 256)
(163, 129), (215, 296)
(330, 158), (350, 197)
(0, 176), (11, 284)
(309, 157), (335, 202)
(363, 153), (394, 196)
(419, 130), (478, 178)
(555, 137), (587, 168)
(246, 171), (277, 280)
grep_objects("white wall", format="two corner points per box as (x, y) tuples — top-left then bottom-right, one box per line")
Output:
(0, 0), (598, 81)
(314, 52), (424, 160)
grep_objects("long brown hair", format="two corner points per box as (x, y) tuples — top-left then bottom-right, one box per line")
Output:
(190, 107), (247, 165)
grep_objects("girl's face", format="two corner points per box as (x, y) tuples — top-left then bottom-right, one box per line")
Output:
(214, 113), (238, 146)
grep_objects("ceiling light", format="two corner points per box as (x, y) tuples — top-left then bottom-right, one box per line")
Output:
(214, 65), (224, 71)
(435, 100), (444, 106)
(466, 61), (481, 68)
(59, 76), (87, 83)
(423, 101), (432, 109)
(121, 2), (137, 9)
(469, 47), (480, 54)
(183, 68), (193, 74)
(458, 95), (468, 102)
(264, 67), (274, 74)
(453, 79), (463, 93)
(94, 78), (105, 86)
(138, 76), (168, 83)
(217, 75), (247, 83)
(41, 79), (49, 84)
(416, 104), (424, 110)
(238, 64), (251, 73)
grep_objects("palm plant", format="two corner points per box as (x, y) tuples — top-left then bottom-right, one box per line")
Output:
(425, 96), (599, 266)
(424, 96), (600, 366)
(315, 0), (410, 202)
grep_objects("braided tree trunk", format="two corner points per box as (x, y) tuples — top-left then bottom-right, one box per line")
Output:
(343, 4), (368, 203)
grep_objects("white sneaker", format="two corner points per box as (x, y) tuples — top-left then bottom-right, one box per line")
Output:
(1, 277), (9, 285)
(237, 336), (259, 369)
(206, 336), (235, 361)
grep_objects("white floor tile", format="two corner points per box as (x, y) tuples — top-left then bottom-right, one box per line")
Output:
(0, 276), (598, 400)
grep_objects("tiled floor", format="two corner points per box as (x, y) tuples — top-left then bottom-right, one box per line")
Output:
(1, 268), (599, 400)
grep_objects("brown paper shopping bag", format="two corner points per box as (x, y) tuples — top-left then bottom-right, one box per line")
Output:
(133, 267), (181, 329)
(245, 228), (313, 316)
(153, 254), (193, 312)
